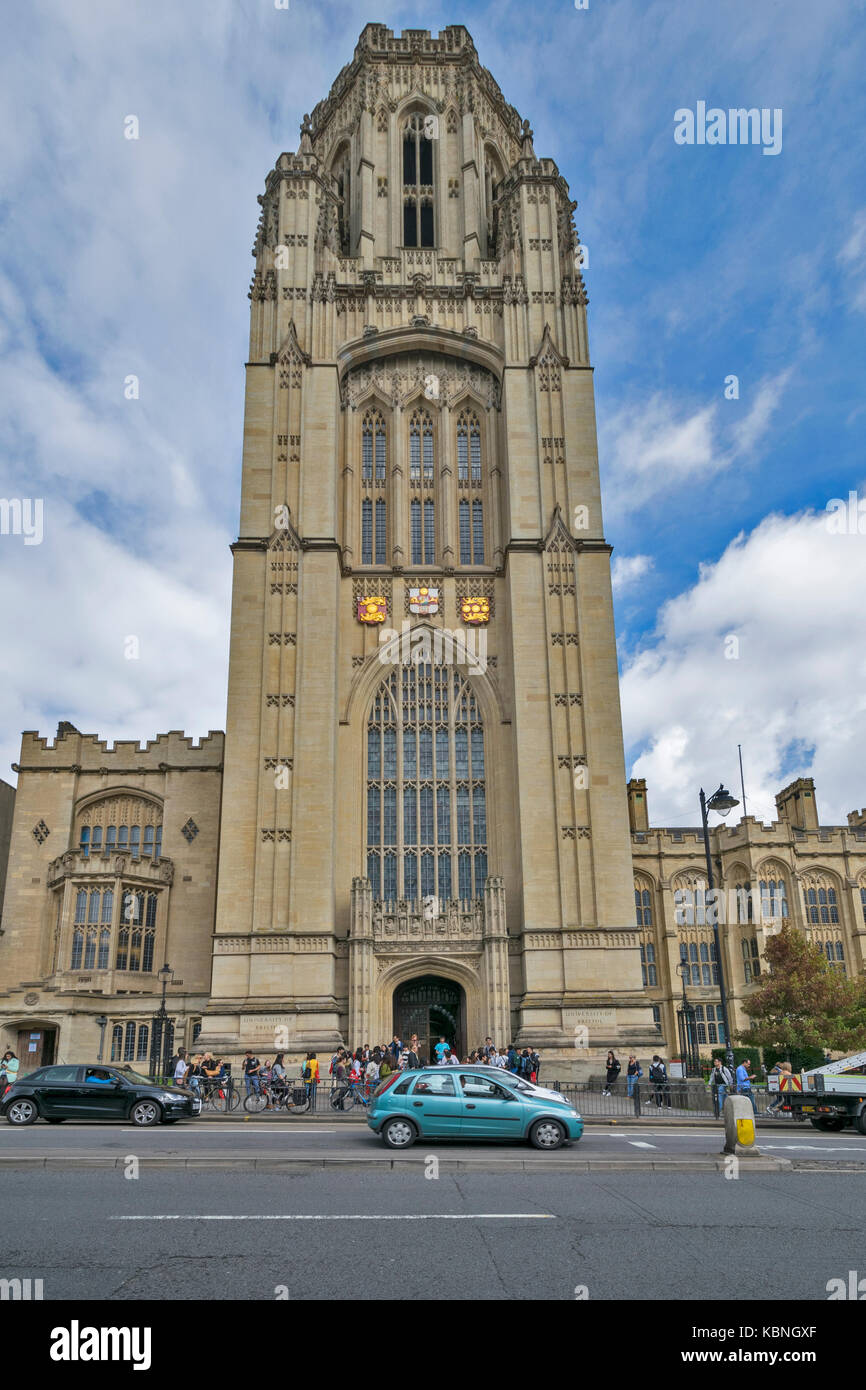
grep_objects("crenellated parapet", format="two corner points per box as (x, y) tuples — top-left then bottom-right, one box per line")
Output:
(14, 728), (224, 774)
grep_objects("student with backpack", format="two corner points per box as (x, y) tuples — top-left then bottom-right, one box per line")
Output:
(649, 1055), (670, 1108)
(626, 1054), (643, 1099)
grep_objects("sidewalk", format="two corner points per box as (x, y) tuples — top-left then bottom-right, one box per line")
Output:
(194, 1109), (804, 1129)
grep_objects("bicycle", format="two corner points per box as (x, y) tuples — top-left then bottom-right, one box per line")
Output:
(202, 1077), (240, 1112)
(244, 1080), (313, 1115)
(330, 1080), (372, 1111)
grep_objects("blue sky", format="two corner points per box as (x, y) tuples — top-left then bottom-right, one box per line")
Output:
(0, 0), (864, 826)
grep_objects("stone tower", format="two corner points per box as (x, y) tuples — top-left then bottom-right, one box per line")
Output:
(203, 24), (656, 1073)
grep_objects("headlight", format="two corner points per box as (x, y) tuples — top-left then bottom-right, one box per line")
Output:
(160, 1093), (177, 1104)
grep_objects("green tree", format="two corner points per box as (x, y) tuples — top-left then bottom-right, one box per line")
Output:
(739, 924), (866, 1054)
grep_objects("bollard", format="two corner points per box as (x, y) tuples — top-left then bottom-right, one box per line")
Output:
(633, 1082), (641, 1117)
(722, 1094), (761, 1156)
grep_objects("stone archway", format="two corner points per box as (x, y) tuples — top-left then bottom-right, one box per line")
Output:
(392, 975), (466, 1064)
(374, 954), (486, 1060)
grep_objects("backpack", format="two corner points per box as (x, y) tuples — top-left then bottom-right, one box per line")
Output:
(649, 1062), (666, 1082)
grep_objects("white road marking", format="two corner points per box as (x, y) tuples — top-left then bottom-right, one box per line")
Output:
(110, 1213), (556, 1221)
(760, 1145), (866, 1153)
(627, 1141), (657, 1149)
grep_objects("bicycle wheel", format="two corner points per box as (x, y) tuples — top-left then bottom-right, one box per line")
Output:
(287, 1092), (310, 1114)
(227, 1086), (242, 1111)
(211, 1088), (228, 1113)
(244, 1091), (268, 1113)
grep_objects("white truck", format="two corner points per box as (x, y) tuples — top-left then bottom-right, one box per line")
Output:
(768, 1050), (866, 1133)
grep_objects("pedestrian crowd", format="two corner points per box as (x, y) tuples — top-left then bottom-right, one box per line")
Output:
(327, 1035), (541, 1100)
(159, 1036), (537, 1111)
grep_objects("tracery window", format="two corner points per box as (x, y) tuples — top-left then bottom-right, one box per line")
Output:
(456, 413), (482, 486)
(402, 114), (434, 247)
(366, 666), (487, 903)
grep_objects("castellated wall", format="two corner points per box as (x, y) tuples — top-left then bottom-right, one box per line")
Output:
(0, 728), (224, 1060)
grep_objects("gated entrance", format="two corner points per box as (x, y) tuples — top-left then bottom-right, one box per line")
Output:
(393, 976), (465, 1065)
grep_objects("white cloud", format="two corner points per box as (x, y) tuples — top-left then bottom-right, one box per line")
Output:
(621, 508), (866, 826)
(612, 553), (655, 591)
(838, 208), (866, 312)
(600, 371), (792, 520)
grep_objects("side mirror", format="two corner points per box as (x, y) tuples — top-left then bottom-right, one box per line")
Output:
(112, 1077), (123, 1087)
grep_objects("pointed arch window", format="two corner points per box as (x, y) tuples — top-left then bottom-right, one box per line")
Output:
(366, 666), (488, 903)
(362, 411), (387, 484)
(403, 113), (434, 247)
(456, 412), (482, 486)
(409, 411), (434, 485)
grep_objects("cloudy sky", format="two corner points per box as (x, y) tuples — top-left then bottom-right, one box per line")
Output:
(0, 0), (864, 828)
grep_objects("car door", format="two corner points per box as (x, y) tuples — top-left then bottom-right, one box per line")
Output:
(36, 1065), (86, 1118)
(406, 1072), (463, 1137)
(76, 1066), (130, 1119)
(457, 1072), (525, 1139)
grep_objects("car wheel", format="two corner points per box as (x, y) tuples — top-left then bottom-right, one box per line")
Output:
(529, 1118), (566, 1151)
(811, 1116), (844, 1131)
(381, 1117), (417, 1149)
(6, 1098), (39, 1126)
(130, 1100), (162, 1127)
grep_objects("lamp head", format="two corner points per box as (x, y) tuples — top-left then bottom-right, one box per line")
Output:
(707, 784), (739, 817)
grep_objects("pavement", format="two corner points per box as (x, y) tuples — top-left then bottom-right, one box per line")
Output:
(1, 1165), (864, 1300)
(2, 1119), (865, 1172)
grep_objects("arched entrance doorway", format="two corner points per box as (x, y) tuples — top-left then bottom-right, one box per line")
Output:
(393, 975), (465, 1065)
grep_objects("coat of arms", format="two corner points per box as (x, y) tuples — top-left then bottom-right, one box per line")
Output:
(357, 596), (388, 624)
(409, 586), (439, 615)
(460, 595), (490, 625)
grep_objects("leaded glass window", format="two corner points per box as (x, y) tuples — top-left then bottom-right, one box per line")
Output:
(366, 666), (488, 902)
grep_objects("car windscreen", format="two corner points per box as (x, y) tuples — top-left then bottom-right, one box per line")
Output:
(115, 1069), (153, 1086)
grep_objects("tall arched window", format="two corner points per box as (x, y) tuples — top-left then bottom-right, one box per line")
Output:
(361, 412), (388, 565)
(332, 143), (351, 256)
(456, 412), (482, 485)
(402, 114), (435, 247)
(362, 411), (387, 483)
(366, 665), (487, 903)
(409, 411), (435, 564)
(804, 878), (839, 924)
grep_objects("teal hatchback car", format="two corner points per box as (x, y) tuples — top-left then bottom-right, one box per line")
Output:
(367, 1065), (583, 1150)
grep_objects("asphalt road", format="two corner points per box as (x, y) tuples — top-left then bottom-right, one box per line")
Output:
(1, 1166), (863, 1300)
(1, 1120), (865, 1164)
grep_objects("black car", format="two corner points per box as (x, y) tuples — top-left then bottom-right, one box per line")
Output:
(1, 1063), (202, 1126)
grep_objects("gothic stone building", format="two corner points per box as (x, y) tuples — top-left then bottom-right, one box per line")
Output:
(0, 26), (864, 1076)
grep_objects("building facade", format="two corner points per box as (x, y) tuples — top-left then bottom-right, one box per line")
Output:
(0, 27), (863, 1077)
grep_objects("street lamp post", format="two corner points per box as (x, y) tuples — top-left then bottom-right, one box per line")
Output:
(150, 963), (174, 1081)
(95, 1015), (108, 1063)
(699, 784), (739, 1082)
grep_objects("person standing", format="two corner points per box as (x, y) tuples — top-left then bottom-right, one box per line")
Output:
(626, 1054), (642, 1099)
(172, 1048), (189, 1088)
(434, 1036), (449, 1062)
(303, 1052), (319, 1108)
(766, 1060), (792, 1114)
(736, 1056), (757, 1114)
(710, 1058), (733, 1116)
(506, 1044), (518, 1073)
(603, 1051), (621, 1097)
(243, 1051), (262, 1098)
(1, 1050), (19, 1093)
(649, 1055), (670, 1108)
